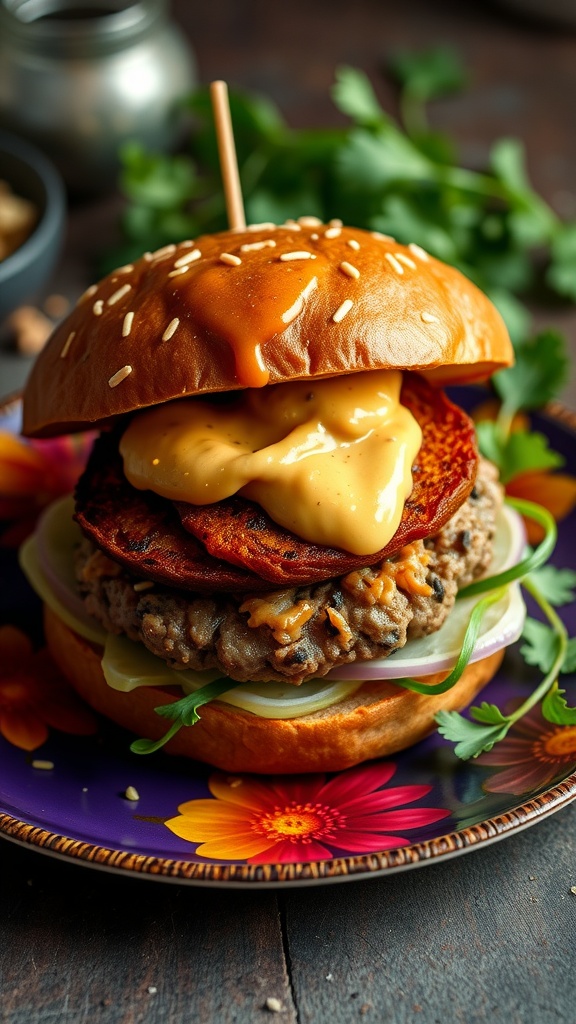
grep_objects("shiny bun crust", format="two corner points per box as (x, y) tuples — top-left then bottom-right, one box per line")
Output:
(24, 221), (513, 437)
(44, 606), (503, 774)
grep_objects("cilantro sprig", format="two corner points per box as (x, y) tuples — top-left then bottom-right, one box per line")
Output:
(130, 678), (241, 755)
(431, 502), (576, 760)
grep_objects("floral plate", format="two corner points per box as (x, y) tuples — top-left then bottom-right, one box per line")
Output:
(1, 393), (576, 887)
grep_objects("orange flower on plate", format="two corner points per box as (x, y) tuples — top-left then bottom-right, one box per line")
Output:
(477, 704), (576, 796)
(0, 624), (97, 751)
(0, 429), (94, 547)
(165, 762), (451, 863)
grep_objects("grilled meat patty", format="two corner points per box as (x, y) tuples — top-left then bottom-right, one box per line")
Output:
(75, 459), (501, 685)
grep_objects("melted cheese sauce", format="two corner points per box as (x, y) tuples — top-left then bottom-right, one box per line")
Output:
(120, 370), (422, 556)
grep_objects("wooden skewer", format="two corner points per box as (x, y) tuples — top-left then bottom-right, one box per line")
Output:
(210, 80), (246, 231)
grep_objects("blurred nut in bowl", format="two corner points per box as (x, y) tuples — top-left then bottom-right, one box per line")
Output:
(0, 131), (66, 324)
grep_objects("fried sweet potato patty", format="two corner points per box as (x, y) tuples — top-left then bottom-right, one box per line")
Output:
(74, 375), (478, 592)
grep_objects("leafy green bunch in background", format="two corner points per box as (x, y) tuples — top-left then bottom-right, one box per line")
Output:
(112, 48), (576, 345)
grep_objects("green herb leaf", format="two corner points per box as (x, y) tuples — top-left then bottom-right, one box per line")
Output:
(475, 422), (564, 484)
(527, 564), (576, 607)
(331, 66), (387, 127)
(541, 681), (576, 725)
(130, 678), (240, 755)
(520, 617), (562, 674)
(435, 710), (510, 759)
(561, 638), (576, 675)
(547, 222), (576, 301)
(387, 46), (467, 103)
(469, 702), (509, 726)
(492, 330), (570, 416)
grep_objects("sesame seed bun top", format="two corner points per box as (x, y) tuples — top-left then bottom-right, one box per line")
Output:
(22, 220), (514, 437)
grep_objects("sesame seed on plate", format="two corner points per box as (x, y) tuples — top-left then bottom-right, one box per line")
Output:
(279, 251), (316, 261)
(108, 365), (133, 388)
(60, 331), (75, 358)
(332, 298), (354, 323)
(385, 252), (405, 275)
(219, 252), (242, 266)
(122, 311), (134, 337)
(162, 317), (180, 341)
(395, 253), (417, 270)
(409, 242), (429, 261)
(108, 283), (132, 306)
(173, 248), (202, 268)
(31, 759), (54, 770)
(421, 311), (439, 323)
(339, 261), (360, 279)
(347, 239), (361, 251)
(93, 299), (104, 316)
(124, 786), (140, 801)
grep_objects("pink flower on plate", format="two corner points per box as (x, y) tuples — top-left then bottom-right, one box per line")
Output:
(164, 761), (451, 864)
(477, 706), (576, 796)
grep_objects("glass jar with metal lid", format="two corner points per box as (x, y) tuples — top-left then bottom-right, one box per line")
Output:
(0, 0), (196, 194)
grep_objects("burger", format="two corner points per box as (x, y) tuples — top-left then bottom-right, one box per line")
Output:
(21, 218), (521, 773)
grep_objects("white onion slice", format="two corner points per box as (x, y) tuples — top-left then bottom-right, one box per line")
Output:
(19, 533), (107, 646)
(33, 495), (99, 630)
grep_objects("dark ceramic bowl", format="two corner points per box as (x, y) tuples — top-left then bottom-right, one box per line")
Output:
(0, 131), (66, 322)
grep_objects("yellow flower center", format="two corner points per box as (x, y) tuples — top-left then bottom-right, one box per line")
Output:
(536, 726), (576, 761)
(252, 802), (344, 845)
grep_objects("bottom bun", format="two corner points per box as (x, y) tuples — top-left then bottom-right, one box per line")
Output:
(44, 605), (503, 774)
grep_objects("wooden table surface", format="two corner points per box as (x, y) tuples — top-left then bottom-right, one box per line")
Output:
(1, 2), (576, 1022)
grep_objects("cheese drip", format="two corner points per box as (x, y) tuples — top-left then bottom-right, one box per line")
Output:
(120, 370), (422, 556)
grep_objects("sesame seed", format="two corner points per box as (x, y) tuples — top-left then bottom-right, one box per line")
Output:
(283, 220), (302, 231)
(395, 253), (417, 270)
(247, 222), (277, 231)
(116, 263), (134, 275)
(162, 317), (180, 341)
(108, 283), (132, 306)
(265, 997), (283, 1013)
(133, 580), (154, 592)
(281, 275), (318, 324)
(168, 266), (191, 278)
(151, 243), (176, 260)
(372, 231), (395, 241)
(409, 242), (429, 261)
(347, 239), (361, 251)
(60, 331), (75, 358)
(179, 239), (195, 248)
(279, 251), (316, 261)
(93, 299), (104, 316)
(385, 253), (405, 275)
(152, 458), (159, 465)
(143, 251), (153, 261)
(122, 311), (134, 337)
(324, 226), (341, 239)
(79, 283), (97, 302)
(339, 261), (360, 279)
(31, 759), (54, 770)
(332, 298), (354, 323)
(298, 216), (323, 226)
(240, 239), (277, 252)
(108, 365), (133, 388)
(173, 248), (202, 268)
(124, 786), (140, 801)
(421, 311), (439, 323)
(329, 218), (343, 228)
(219, 252), (242, 266)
